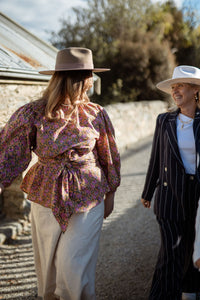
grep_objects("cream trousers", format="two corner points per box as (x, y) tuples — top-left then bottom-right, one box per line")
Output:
(31, 201), (104, 300)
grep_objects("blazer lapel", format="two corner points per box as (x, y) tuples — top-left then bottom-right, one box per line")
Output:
(166, 109), (184, 168)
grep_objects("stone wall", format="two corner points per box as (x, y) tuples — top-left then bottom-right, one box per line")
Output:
(0, 82), (167, 220)
(0, 83), (46, 127)
(105, 101), (167, 152)
(0, 83), (47, 220)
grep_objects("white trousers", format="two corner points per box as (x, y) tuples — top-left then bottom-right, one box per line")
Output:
(31, 201), (104, 300)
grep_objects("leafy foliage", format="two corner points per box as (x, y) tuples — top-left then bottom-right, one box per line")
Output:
(50, 0), (200, 104)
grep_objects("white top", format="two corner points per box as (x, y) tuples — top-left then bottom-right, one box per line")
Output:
(177, 113), (195, 174)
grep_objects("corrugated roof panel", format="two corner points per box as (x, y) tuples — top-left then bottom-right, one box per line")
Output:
(0, 46), (35, 69)
(0, 12), (100, 87)
(0, 12), (58, 80)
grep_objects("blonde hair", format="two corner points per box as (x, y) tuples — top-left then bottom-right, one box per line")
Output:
(42, 71), (93, 120)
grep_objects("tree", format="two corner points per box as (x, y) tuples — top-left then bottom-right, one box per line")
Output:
(50, 0), (199, 103)
(146, 1), (200, 66)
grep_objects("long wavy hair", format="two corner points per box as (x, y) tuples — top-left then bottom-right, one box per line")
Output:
(42, 70), (93, 121)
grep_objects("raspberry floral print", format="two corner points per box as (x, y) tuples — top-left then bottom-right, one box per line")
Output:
(0, 100), (120, 231)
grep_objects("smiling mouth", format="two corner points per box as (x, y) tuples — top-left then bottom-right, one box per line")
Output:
(174, 95), (182, 100)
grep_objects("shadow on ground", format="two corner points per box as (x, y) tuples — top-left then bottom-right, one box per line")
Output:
(96, 197), (159, 300)
(96, 136), (159, 300)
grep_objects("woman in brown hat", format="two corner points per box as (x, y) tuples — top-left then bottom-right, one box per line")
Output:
(141, 65), (200, 300)
(0, 47), (121, 300)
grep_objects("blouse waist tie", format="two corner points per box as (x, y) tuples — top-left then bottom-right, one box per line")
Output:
(38, 155), (98, 169)
(37, 155), (99, 232)
(37, 155), (99, 199)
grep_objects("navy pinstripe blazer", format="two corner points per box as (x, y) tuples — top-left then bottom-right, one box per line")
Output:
(142, 107), (200, 221)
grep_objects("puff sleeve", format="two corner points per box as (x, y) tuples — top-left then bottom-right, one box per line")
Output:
(96, 107), (121, 192)
(0, 103), (36, 188)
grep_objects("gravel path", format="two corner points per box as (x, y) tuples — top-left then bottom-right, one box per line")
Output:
(0, 136), (160, 300)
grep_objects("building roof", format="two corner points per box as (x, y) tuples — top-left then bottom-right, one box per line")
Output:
(0, 12), (100, 94)
(0, 12), (58, 81)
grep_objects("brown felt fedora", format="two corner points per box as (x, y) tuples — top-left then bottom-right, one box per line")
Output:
(39, 47), (110, 75)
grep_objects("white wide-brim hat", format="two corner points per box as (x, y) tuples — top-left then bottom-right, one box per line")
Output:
(156, 65), (200, 94)
(39, 47), (110, 75)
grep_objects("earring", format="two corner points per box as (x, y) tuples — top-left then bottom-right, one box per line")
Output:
(195, 93), (199, 102)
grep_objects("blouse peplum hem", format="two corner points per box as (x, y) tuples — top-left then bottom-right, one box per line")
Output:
(0, 99), (121, 231)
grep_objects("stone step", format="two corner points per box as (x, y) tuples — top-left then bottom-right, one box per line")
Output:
(0, 220), (30, 245)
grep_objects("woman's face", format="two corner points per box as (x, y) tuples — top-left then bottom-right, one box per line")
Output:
(171, 83), (197, 108)
(87, 76), (94, 90)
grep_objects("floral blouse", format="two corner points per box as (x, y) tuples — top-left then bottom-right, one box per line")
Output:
(0, 99), (121, 231)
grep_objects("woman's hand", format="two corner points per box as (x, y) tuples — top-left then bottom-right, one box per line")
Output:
(104, 191), (115, 219)
(195, 258), (200, 269)
(141, 198), (151, 208)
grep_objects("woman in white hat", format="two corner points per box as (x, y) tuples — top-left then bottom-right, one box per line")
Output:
(0, 47), (121, 300)
(141, 65), (200, 300)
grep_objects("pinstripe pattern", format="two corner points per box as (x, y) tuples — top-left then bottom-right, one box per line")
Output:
(148, 177), (200, 300)
(142, 108), (200, 221)
(182, 177), (200, 293)
(142, 108), (200, 299)
(149, 220), (184, 300)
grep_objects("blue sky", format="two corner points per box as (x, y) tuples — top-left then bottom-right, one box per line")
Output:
(0, 0), (88, 42)
(0, 0), (199, 43)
